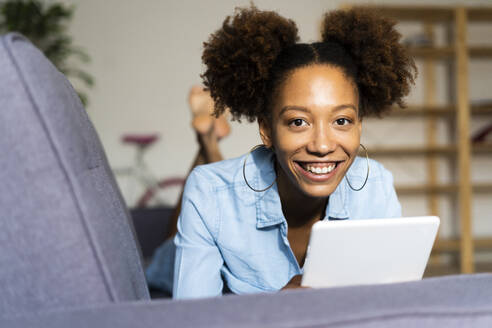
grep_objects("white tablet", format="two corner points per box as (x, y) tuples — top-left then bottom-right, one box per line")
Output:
(301, 216), (440, 288)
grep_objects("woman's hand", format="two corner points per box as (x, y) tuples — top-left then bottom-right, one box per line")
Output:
(281, 275), (309, 290)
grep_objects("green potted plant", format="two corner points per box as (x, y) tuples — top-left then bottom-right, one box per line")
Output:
(0, 0), (93, 105)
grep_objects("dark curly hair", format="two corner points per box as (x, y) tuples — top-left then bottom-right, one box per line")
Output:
(202, 6), (416, 121)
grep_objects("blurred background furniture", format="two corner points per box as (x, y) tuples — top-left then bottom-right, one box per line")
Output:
(346, 4), (492, 275)
(113, 133), (185, 208)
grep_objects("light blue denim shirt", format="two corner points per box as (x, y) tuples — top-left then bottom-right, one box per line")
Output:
(172, 146), (401, 299)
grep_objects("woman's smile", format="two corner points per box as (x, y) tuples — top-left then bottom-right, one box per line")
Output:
(294, 160), (342, 182)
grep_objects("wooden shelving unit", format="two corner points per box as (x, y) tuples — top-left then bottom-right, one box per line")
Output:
(346, 5), (492, 274)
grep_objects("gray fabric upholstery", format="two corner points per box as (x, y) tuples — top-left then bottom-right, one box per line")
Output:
(2, 274), (492, 327)
(0, 33), (149, 318)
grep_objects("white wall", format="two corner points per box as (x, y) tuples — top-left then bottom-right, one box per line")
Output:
(63, 0), (492, 241)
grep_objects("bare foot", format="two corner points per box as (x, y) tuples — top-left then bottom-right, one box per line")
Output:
(188, 85), (230, 139)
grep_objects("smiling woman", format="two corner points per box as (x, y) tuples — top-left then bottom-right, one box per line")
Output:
(168, 6), (416, 299)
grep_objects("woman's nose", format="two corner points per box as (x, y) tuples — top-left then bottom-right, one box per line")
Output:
(306, 125), (336, 156)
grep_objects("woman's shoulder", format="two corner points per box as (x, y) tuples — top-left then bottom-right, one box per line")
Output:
(345, 157), (401, 218)
(188, 152), (248, 190)
(188, 146), (274, 191)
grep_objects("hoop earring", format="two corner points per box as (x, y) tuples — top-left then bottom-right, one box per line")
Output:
(243, 145), (276, 192)
(345, 144), (370, 192)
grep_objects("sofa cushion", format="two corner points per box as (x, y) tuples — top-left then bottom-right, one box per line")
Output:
(0, 33), (149, 317)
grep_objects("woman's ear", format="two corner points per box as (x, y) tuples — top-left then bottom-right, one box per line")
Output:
(258, 118), (273, 148)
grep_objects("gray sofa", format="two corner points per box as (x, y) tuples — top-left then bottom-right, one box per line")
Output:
(0, 32), (149, 317)
(1, 32), (492, 327)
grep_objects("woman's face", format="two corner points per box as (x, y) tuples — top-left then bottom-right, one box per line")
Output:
(260, 64), (361, 199)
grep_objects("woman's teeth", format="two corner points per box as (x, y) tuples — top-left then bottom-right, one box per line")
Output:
(305, 163), (336, 175)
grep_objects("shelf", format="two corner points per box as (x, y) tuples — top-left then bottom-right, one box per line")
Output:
(348, 5), (492, 22)
(349, 5), (454, 22)
(434, 237), (492, 252)
(384, 104), (492, 117)
(408, 46), (492, 59)
(425, 261), (492, 277)
(396, 183), (492, 195)
(369, 144), (492, 156)
(470, 47), (492, 58)
(467, 8), (492, 22)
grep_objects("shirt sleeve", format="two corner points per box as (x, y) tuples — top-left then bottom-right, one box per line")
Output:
(173, 167), (224, 299)
(381, 168), (402, 218)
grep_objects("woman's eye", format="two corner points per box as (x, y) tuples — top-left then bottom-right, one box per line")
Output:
(289, 119), (307, 127)
(335, 118), (351, 126)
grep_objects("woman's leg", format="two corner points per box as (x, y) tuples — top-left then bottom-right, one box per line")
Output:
(165, 86), (228, 239)
(146, 86), (229, 294)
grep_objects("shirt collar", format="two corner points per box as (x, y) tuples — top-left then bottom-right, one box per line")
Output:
(250, 146), (350, 229)
(248, 147), (284, 229)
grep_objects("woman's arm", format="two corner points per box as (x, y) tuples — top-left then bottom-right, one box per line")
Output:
(173, 168), (224, 299)
(281, 275), (308, 290)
